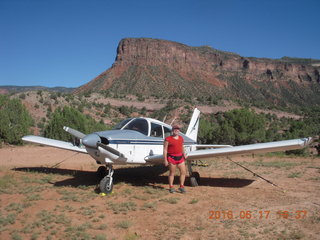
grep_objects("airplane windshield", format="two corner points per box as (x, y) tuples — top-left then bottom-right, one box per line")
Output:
(113, 118), (133, 130)
(124, 118), (149, 135)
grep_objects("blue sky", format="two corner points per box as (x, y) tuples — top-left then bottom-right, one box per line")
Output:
(1, 0), (319, 88)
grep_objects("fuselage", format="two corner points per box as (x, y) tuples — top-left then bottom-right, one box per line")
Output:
(83, 117), (196, 165)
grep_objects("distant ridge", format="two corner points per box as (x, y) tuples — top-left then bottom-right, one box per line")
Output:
(75, 38), (320, 108)
(0, 85), (75, 94)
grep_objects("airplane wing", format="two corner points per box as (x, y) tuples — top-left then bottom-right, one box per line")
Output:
(187, 137), (312, 160)
(22, 135), (87, 154)
(145, 137), (312, 164)
(195, 144), (232, 149)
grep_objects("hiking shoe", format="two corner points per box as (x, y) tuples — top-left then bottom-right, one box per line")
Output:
(178, 187), (186, 193)
(169, 188), (176, 193)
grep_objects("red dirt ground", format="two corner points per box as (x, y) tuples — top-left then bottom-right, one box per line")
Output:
(0, 145), (319, 239)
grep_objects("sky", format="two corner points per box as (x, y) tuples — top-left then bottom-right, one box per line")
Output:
(0, 0), (319, 88)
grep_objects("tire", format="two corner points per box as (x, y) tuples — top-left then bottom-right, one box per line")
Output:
(100, 176), (113, 194)
(193, 172), (200, 183)
(190, 172), (200, 187)
(190, 177), (198, 187)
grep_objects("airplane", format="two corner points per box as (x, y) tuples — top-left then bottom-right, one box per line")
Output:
(22, 108), (313, 194)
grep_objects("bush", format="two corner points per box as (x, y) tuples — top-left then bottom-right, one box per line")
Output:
(44, 106), (109, 142)
(0, 95), (33, 145)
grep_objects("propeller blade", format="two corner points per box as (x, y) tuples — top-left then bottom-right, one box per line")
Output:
(63, 126), (86, 139)
(97, 142), (123, 157)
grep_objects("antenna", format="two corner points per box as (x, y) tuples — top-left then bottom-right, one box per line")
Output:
(170, 117), (176, 125)
(162, 115), (167, 123)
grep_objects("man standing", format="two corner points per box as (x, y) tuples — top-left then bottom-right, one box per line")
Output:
(163, 125), (187, 193)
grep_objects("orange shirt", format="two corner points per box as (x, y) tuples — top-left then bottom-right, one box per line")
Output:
(165, 135), (184, 154)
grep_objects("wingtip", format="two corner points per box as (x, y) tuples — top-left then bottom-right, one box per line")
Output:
(302, 137), (313, 146)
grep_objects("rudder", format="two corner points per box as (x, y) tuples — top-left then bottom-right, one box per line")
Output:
(185, 108), (200, 142)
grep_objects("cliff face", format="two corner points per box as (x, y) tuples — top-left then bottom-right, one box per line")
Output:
(76, 38), (320, 107)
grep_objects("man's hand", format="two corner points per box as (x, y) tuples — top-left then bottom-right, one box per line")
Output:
(164, 159), (169, 167)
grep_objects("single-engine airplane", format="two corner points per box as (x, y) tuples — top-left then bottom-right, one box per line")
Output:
(22, 108), (312, 193)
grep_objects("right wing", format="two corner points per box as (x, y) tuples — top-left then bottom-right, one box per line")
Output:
(22, 135), (87, 154)
(145, 137), (313, 164)
(187, 137), (312, 160)
(194, 144), (232, 149)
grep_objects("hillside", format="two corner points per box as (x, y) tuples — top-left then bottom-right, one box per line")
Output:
(75, 38), (320, 109)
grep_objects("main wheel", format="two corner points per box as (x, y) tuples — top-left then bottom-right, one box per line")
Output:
(100, 176), (113, 194)
(193, 172), (200, 183)
(190, 172), (200, 187)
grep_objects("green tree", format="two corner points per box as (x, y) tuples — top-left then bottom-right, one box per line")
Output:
(44, 106), (109, 142)
(223, 108), (266, 145)
(0, 95), (33, 145)
(198, 118), (215, 144)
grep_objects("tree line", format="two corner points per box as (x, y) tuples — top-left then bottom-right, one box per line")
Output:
(0, 95), (319, 156)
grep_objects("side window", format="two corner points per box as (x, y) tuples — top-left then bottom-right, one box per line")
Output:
(164, 127), (171, 138)
(124, 118), (149, 135)
(151, 123), (163, 138)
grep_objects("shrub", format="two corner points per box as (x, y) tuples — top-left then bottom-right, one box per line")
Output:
(44, 106), (109, 141)
(0, 95), (33, 144)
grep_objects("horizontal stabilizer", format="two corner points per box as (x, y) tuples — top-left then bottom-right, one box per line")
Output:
(22, 135), (87, 154)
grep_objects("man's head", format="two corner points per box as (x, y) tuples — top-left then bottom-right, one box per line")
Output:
(172, 125), (180, 135)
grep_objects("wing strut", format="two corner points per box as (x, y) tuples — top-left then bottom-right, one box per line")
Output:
(226, 157), (284, 191)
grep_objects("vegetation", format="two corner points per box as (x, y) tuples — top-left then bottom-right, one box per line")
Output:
(43, 106), (109, 142)
(1, 89), (319, 156)
(0, 95), (33, 145)
(198, 107), (319, 152)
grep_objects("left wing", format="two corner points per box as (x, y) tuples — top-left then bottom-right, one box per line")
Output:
(22, 135), (87, 154)
(145, 137), (312, 164)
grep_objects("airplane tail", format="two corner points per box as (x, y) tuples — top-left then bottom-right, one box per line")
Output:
(185, 108), (200, 142)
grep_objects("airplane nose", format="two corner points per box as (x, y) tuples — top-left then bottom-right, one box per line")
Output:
(82, 133), (101, 149)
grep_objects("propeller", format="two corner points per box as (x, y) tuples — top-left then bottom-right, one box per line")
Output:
(97, 142), (123, 157)
(64, 126), (123, 158)
(63, 126), (86, 139)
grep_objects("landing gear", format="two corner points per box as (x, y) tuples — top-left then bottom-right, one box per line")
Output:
(187, 161), (200, 187)
(97, 166), (107, 180)
(99, 165), (114, 194)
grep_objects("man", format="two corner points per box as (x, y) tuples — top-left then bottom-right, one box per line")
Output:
(163, 125), (187, 193)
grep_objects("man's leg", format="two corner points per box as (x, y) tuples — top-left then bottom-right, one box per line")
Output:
(168, 163), (176, 188)
(177, 162), (186, 188)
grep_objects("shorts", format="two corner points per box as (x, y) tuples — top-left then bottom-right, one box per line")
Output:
(167, 153), (185, 165)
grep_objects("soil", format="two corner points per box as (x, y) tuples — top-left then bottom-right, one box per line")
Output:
(0, 145), (319, 240)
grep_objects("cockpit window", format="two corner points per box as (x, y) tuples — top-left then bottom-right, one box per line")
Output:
(151, 123), (163, 138)
(124, 118), (149, 135)
(164, 126), (171, 138)
(113, 118), (133, 130)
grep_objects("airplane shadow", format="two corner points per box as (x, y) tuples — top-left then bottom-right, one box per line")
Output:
(13, 165), (254, 189)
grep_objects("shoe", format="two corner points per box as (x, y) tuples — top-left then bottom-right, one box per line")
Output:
(169, 188), (175, 193)
(178, 187), (186, 193)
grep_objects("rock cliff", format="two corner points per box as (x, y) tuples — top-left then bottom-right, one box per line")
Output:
(75, 38), (320, 107)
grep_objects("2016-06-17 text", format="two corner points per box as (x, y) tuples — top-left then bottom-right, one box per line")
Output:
(209, 210), (308, 220)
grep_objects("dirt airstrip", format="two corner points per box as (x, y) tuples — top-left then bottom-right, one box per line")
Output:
(0, 145), (319, 240)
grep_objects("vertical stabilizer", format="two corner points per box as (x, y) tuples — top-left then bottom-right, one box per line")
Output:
(186, 108), (200, 142)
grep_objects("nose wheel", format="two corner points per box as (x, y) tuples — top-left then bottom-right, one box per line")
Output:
(99, 165), (114, 194)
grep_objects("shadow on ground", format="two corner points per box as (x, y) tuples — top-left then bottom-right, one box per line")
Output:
(13, 165), (254, 189)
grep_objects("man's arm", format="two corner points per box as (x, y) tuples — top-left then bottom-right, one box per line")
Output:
(163, 140), (169, 166)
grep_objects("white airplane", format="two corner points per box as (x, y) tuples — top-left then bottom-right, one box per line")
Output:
(22, 108), (312, 194)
